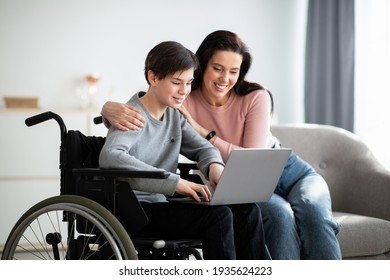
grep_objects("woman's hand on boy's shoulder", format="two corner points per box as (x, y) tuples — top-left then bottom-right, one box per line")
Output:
(101, 101), (145, 131)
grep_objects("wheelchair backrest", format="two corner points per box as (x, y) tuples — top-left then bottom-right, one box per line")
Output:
(61, 130), (105, 195)
(61, 130), (149, 236)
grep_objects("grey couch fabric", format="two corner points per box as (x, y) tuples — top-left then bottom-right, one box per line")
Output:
(271, 123), (390, 259)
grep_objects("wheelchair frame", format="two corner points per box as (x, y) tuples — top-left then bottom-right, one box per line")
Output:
(1, 111), (203, 260)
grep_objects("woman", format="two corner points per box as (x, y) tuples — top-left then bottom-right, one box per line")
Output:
(101, 30), (342, 259)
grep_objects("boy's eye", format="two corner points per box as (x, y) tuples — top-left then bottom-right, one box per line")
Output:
(172, 80), (192, 86)
(171, 80), (182, 85)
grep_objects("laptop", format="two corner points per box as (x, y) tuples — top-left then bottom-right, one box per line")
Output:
(168, 148), (291, 206)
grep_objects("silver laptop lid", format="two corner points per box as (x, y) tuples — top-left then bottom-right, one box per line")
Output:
(209, 148), (291, 205)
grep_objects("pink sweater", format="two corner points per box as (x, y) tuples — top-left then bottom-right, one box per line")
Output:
(183, 88), (276, 163)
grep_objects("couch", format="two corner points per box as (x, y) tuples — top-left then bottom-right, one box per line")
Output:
(271, 123), (390, 260)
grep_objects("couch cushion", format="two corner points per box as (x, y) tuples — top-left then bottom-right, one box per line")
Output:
(333, 211), (390, 259)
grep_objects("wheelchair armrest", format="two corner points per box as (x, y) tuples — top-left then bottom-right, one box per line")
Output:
(177, 162), (204, 184)
(72, 168), (169, 179)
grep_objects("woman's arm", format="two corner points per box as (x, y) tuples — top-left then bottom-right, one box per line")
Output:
(178, 105), (213, 141)
(181, 90), (273, 162)
(100, 101), (146, 131)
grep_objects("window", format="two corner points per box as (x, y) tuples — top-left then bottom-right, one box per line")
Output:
(354, 0), (390, 169)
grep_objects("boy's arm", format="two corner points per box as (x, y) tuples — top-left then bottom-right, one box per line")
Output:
(207, 163), (224, 189)
(99, 127), (178, 196)
(179, 115), (224, 179)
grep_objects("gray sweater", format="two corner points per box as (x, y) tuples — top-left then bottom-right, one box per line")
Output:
(99, 92), (224, 202)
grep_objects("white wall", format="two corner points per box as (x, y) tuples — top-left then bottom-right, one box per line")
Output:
(0, 0), (307, 122)
(0, 0), (308, 246)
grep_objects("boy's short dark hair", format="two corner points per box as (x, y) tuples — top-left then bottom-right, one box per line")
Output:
(144, 41), (199, 84)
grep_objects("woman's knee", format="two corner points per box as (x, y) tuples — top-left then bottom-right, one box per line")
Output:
(259, 197), (295, 226)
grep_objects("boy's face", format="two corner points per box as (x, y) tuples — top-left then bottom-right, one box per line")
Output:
(155, 68), (194, 109)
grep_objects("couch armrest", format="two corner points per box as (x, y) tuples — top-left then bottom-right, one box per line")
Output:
(271, 123), (390, 221)
(338, 160), (390, 221)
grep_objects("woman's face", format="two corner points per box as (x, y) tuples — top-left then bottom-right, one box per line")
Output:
(201, 50), (243, 106)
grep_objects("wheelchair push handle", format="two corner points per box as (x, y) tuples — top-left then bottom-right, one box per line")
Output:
(25, 111), (56, 127)
(93, 116), (103, 125)
(25, 111), (67, 139)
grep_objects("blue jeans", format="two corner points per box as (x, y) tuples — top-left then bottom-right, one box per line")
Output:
(258, 143), (342, 259)
(138, 202), (267, 259)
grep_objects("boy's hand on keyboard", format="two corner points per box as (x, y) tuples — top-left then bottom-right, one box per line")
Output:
(176, 178), (212, 202)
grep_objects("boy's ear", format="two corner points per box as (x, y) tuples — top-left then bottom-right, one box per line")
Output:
(148, 70), (157, 86)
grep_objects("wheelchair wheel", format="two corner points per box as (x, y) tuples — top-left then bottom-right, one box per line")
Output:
(1, 195), (137, 260)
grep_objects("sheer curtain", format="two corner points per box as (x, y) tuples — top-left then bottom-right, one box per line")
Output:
(354, 0), (390, 170)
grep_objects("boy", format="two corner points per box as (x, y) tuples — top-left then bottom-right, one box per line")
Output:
(99, 41), (266, 259)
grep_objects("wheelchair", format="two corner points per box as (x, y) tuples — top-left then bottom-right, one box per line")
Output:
(1, 111), (203, 260)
